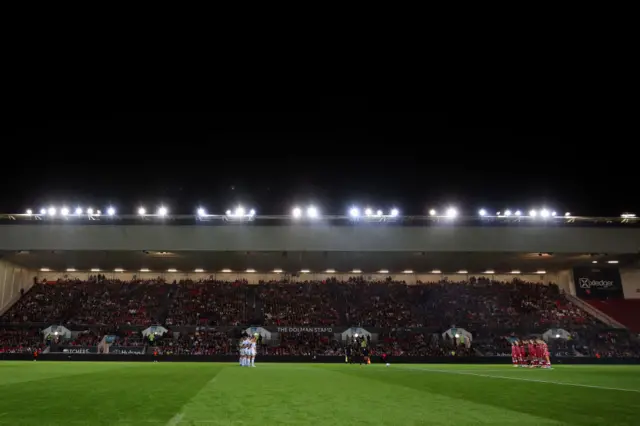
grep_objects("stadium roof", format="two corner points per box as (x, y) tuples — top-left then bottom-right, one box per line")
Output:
(0, 213), (638, 227)
(2, 250), (637, 273)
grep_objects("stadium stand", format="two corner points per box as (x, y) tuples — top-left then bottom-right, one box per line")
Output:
(582, 299), (640, 333)
(1, 277), (639, 358)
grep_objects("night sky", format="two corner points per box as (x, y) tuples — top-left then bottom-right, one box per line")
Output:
(4, 99), (637, 217)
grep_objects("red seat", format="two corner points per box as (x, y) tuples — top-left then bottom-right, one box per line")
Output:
(585, 299), (640, 332)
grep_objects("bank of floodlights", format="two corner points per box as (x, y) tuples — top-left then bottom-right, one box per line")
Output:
(291, 205), (318, 219)
(225, 206), (255, 222)
(349, 206), (399, 222)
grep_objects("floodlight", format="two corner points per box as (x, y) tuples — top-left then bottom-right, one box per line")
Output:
(138, 207), (146, 216)
(307, 206), (319, 218)
(292, 207), (302, 218)
(158, 206), (168, 216)
(349, 207), (360, 218)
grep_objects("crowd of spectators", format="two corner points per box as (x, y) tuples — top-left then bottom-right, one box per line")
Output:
(166, 280), (247, 326)
(262, 332), (342, 356)
(258, 282), (341, 326)
(2, 277), (598, 333)
(0, 328), (44, 353)
(65, 277), (166, 326)
(156, 330), (233, 355)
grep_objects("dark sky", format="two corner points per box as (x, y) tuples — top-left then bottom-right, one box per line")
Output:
(4, 99), (637, 217)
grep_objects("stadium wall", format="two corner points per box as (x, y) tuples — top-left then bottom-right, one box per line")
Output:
(0, 260), (34, 315)
(621, 269), (640, 299)
(36, 271), (564, 287)
(2, 224), (640, 253)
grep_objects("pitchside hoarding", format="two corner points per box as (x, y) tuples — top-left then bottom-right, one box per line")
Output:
(573, 267), (624, 299)
(57, 346), (145, 354)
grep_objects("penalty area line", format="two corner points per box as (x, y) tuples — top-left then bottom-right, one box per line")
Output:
(397, 367), (640, 393)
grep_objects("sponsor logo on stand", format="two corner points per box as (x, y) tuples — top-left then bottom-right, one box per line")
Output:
(62, 348), (91, 354)
(277, 327), (333, 333)
(579, 278), (614, 289)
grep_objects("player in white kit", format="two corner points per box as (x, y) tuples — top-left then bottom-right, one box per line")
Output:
(239, 336), (249, 366)
(249, 336), (257, 367)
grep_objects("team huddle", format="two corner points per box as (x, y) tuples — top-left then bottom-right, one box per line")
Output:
(239, 334), (257, 367)
(512, 339), (551, 368)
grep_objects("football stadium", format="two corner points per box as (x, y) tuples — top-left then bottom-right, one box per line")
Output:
(1, 209), (639, 425)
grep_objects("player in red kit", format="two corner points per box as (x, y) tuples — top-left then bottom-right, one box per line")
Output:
(511, 341), (519, 367)
(517, 342), (525, 367)
(527, 340), (536, 368)
(539, 339), (551, 369)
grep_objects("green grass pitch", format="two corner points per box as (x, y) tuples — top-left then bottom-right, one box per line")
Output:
(1, 362), (639, 425)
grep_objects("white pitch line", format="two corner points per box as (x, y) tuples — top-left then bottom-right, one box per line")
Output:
(397, 367), (640, 393)
(165, 411), (184, 426)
